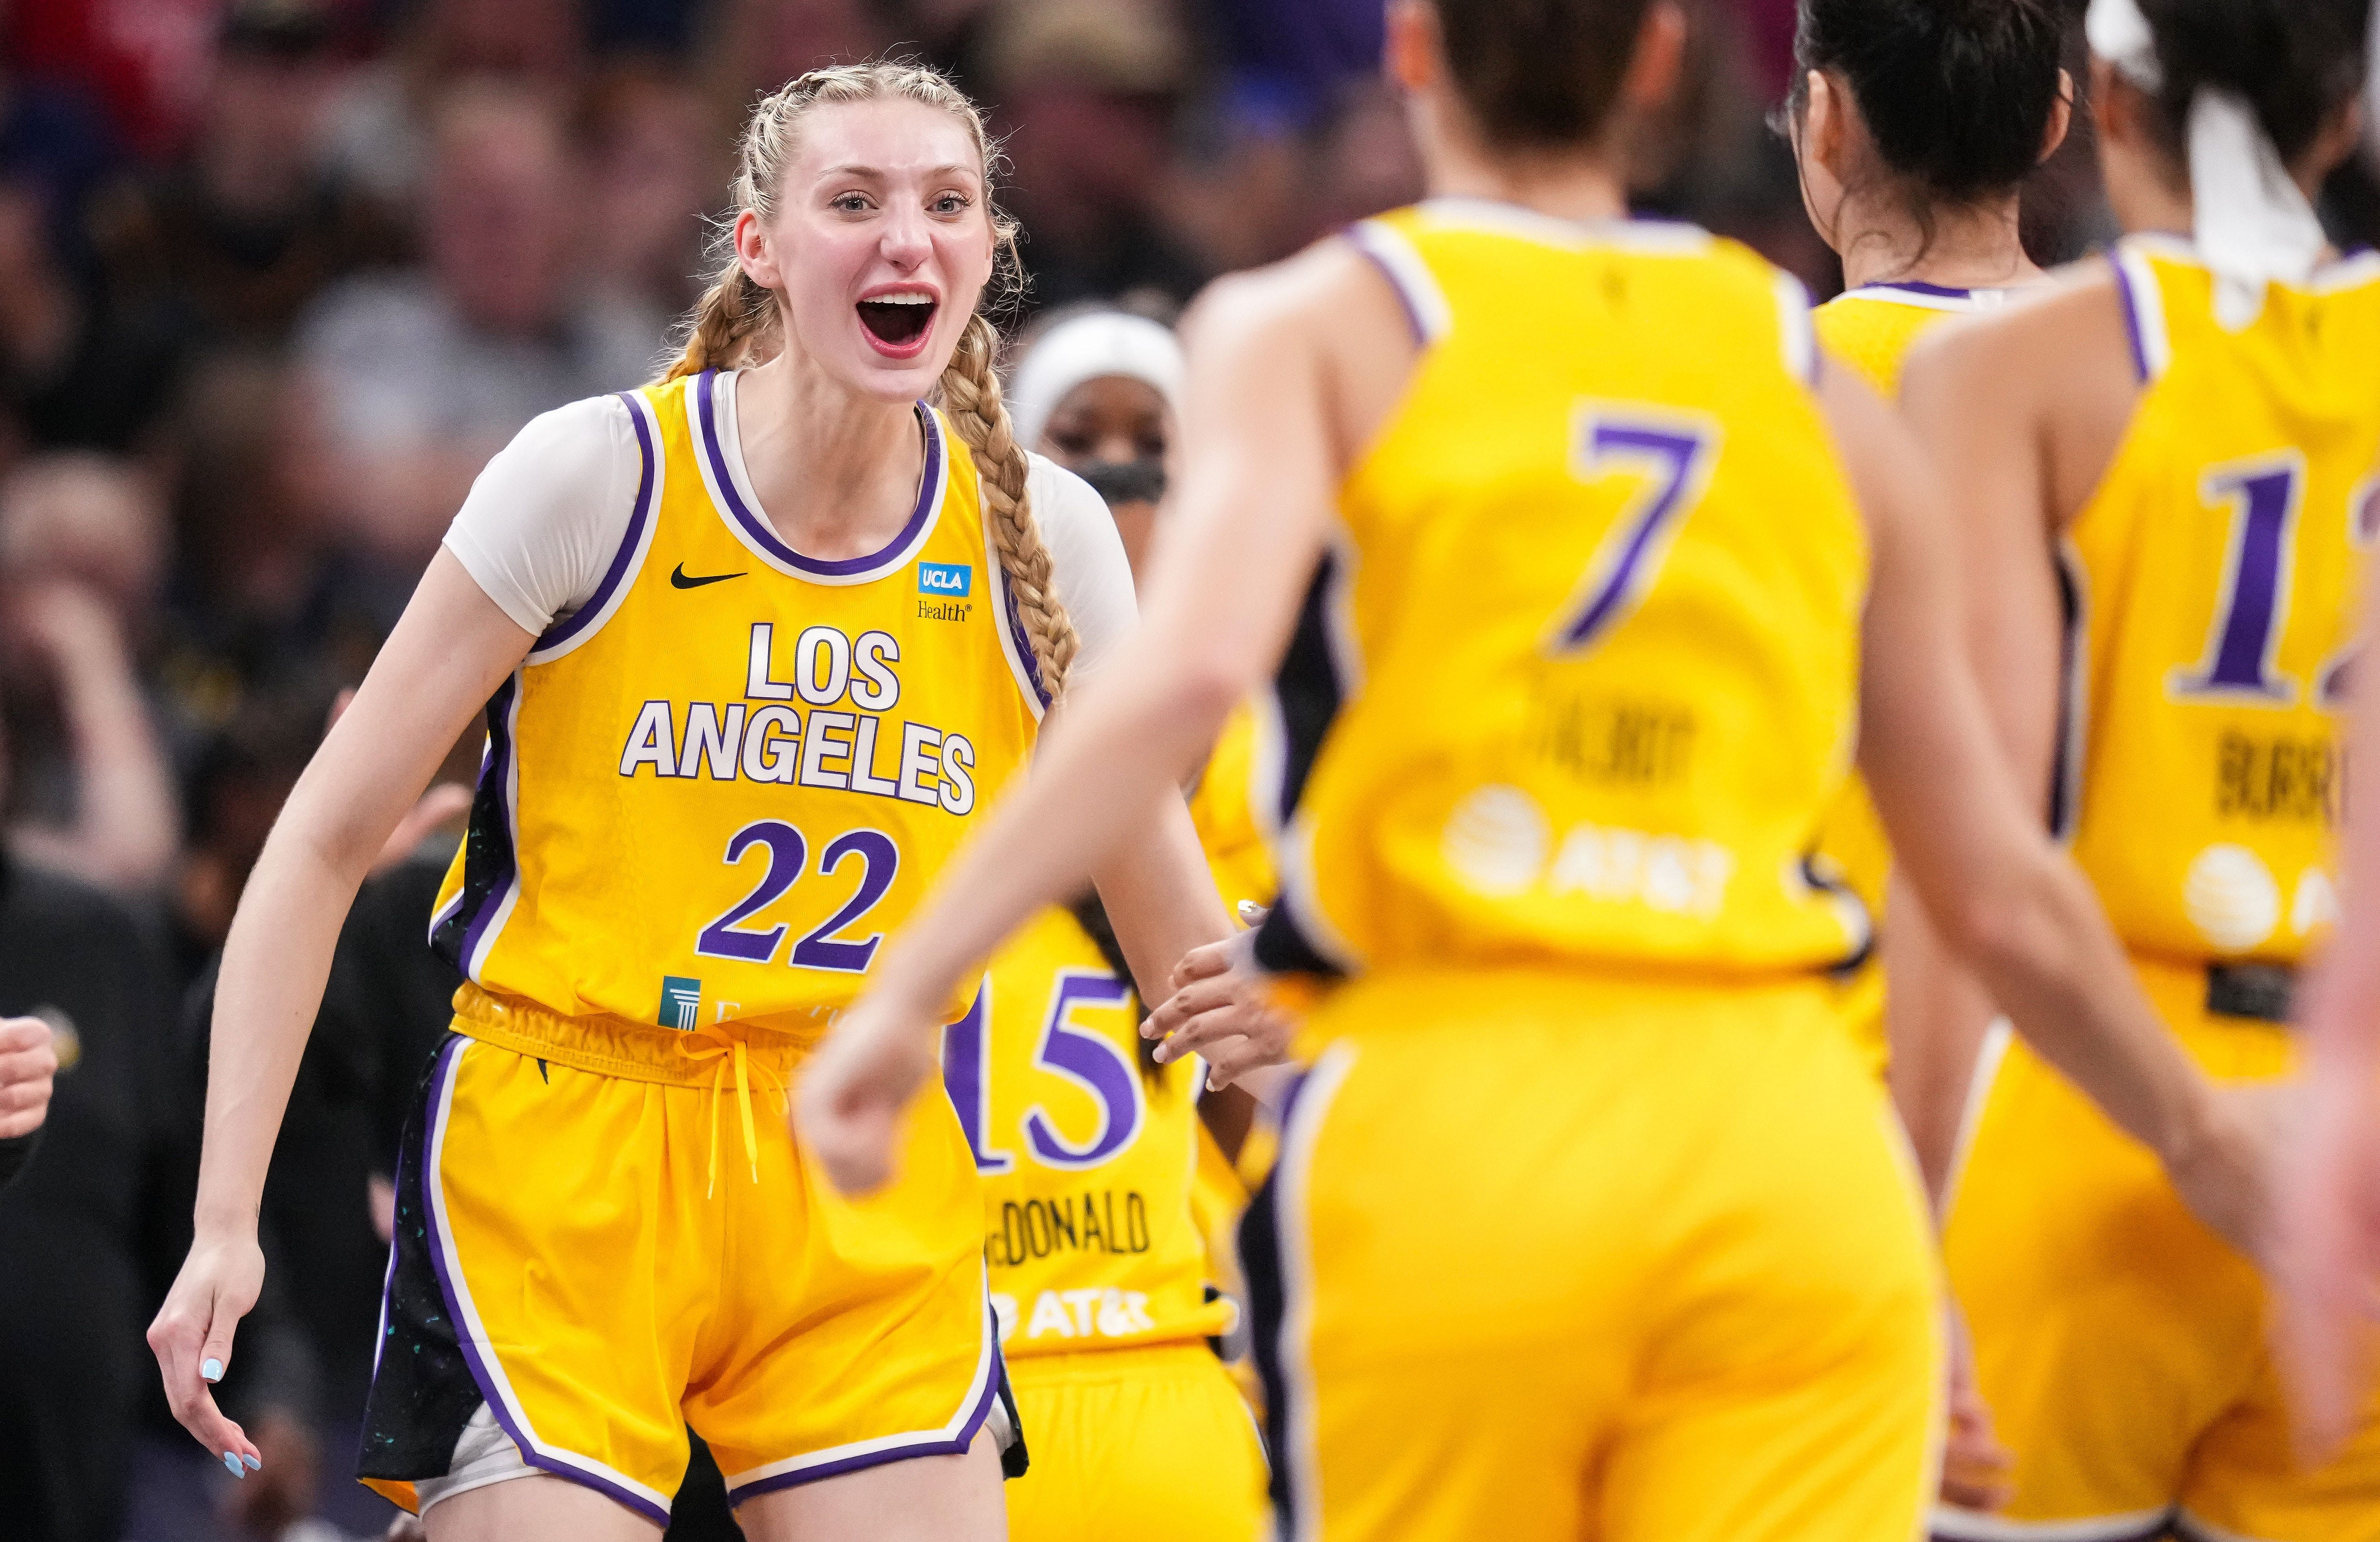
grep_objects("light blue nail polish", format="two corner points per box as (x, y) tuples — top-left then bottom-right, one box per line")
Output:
(223, 1452), (244, 1478)
(241, 1454), (261, 1472)
(201, 1358), (223, 1382)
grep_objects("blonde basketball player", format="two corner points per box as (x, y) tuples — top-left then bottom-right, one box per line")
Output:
(1897, 1), (2380, 1537)
(800, 4), (2273, 1539)
(144, 62), (1268, 1542)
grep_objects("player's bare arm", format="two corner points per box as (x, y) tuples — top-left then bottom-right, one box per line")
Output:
(146, 553), (532, 1474)
(799, 242), (1389, 1195)
(1825, 358), (2262, 1258)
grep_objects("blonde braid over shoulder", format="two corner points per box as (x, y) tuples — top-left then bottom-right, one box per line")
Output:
(941, 312), (1079, 702)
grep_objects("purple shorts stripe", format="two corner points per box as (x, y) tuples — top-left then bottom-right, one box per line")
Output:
(536, 392), (657, 652)
(697, 369), (940, 578)
(417, 1038), (673, 1526)
(722, 1327), (1003, 1505)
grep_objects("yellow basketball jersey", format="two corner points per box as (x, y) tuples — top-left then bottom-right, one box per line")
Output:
(2064, 239), (2380, 965)
(1810, 281), (2015, 1071)
(943, 906), (1232, 1360)
(432, 369), (1044, 1032)
(1814, 281), (2013, 396)
(1251, 200), (1871, 979)
(1187, 702), (1277, 915)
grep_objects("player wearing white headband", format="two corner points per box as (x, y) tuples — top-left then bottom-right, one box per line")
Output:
(1896, 0), (2380, 1537)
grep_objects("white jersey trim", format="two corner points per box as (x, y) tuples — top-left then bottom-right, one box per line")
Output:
(1347, 219), (1452, 345)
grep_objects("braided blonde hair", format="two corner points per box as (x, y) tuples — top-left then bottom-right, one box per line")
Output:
(664, 61), (1079, 701)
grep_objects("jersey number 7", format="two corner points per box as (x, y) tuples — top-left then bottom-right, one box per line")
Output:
(1550, 412), (1719, 654)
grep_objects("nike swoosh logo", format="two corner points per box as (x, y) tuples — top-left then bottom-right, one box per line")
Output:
(671, 563), (747, 589)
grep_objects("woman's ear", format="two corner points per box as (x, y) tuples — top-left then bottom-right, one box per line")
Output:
(2040, 68), (2075, 167)
(734, 209), (779, 293)
(1804, 71), (1845, 179)
(1619, 1), (1689, 114)
(1383, 0), (1438, 94)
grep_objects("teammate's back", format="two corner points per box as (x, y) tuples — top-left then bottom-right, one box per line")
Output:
(1260, 202), (1869, 979)
(2069, 242), (2380, 967)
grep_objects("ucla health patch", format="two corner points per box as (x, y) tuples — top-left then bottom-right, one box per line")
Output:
(917, 561), (972, 597)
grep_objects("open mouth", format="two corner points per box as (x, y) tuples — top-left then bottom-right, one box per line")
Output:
(857, 292), (936, 353)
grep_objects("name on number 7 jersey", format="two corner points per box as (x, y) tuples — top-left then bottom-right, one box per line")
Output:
(431, 368), (1045, 1034)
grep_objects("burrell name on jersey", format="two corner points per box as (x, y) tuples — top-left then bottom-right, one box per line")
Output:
(2067, 239), (2380, 967)
(432, 369), (1051, 1035)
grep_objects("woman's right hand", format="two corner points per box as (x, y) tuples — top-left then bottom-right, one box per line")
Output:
(147, 1231), (268, 1477)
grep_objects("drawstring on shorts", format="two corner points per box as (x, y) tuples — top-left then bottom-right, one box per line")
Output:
(674, 1030), (790, 1195)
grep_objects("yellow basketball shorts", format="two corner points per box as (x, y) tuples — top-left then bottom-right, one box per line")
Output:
(1003, 1342), (1267, 1542)
(1940, 957), (2380, 1542)
(357, 1010), (1017, 1522)
(1241, 968), (1944, 1542)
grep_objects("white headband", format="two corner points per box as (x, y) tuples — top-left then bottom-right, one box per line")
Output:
(1008, 311), (1186, 454)
(2086, 0), (2328, 329)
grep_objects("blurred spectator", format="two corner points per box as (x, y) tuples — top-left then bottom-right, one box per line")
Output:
(1202, 0), (1384, 125)
(0, 455), (181, 895)
(579, 62), (717, 320)
(4, 0), (222, 160)
(700, 0), (891, 121)
(169, 676), (334, 991)
(1293, 79), (1424, 246)
(0, 1014), (57, 1190)
(1008, 305), (1182, 579)
(322, 0), (588, 208)
(0, 173), (185, 455)
(0, 52), (120, 283)
(1166, 75), (1315, 277)
(92, 2), (405, 356)
(157, 351), (359, 710)
(296, 85), (665, 566)
(985, 0), (1209, 312)
(0, 722), (317, 1542)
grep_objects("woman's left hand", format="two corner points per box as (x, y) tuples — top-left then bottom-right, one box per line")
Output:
(1144, 937), (1295, 1091)
(796, 990), (941, 1197)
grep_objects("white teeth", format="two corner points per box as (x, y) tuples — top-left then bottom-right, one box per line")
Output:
(870, 293), (933, 305)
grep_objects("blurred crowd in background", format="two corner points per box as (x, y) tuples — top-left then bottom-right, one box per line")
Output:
(1, 2), (2376, 1541)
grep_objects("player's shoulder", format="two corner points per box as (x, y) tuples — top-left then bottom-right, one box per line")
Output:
(1901, 258), (2126, 405)
(1184, 233), (1401, 358)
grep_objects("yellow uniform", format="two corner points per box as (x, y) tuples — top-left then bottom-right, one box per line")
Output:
(1190, 701), (1279, 917)
(1940, 239), (2380, 1542)
(361, 369), (1043, 1519)
(1242, 200), (1940, 1542)
(1811, 281), (2015, 1073)
(946, 906), (1263, 1541)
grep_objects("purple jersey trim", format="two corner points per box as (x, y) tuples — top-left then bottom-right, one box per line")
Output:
(2109, 253), (2154, 385)
(1349, 234), (1430, 347)
(418, 1040), (673, 1526)
(1872, 279), (1975, 300)
(536, 392), (657, 651)
(434, 674), (521, 977)
(695, 369), (940, 577)
(999, 568), (1052, 708)
(720, 1335), (1004, 1505)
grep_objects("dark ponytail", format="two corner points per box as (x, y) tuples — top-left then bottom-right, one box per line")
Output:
(2135, 0), (2370, 167)
(1790, 0), (2066, 204)
(1433, 0), (1657, 151)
